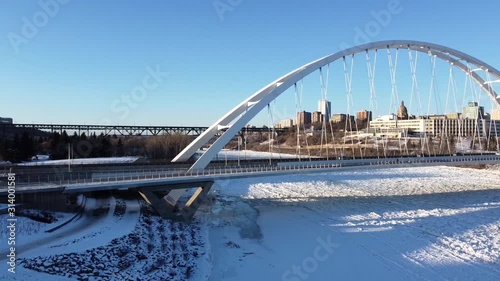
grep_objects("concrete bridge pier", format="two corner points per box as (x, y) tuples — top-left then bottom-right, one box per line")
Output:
(137, 181), (213, 221)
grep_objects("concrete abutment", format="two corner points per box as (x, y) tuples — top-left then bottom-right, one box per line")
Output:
(137, 181), (213, 221)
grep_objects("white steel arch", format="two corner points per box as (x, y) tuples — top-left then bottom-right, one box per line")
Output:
(173, 40), (500, 171)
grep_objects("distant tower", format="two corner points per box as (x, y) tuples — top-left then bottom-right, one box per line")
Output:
(318, 99), (331, 120)
(462, 102), (485, 119)
(296, 111), (312, 126)
(312, 111), (323, 124)
(397, 101), (408, 120)
(356, 110), (372, 121)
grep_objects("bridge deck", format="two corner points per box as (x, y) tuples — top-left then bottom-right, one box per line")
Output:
(2, 155), (499, 195)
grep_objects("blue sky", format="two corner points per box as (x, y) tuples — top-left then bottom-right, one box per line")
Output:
(1, 0), (500, 126)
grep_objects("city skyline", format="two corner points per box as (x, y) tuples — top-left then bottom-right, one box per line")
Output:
(276, 99), (500, 129)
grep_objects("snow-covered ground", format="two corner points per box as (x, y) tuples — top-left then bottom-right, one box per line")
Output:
(17, 156), (140, 166)
(201, 149), (302, 161)
(7, 150), (297, 167)
(1, 164), (499, 280)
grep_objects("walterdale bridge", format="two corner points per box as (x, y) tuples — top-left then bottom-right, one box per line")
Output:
(3, 40), (500, 220)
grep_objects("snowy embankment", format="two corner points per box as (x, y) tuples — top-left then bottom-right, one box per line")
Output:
(0, 197), (206, 281)
(207, 165), (500, 281)
(18, 156), (140, 166)
(198, 149), (301, 161)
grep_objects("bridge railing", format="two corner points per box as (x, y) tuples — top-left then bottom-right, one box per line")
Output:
(9, 155), (500, 188)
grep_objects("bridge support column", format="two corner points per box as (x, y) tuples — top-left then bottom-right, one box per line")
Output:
(137, 181), (213, 221)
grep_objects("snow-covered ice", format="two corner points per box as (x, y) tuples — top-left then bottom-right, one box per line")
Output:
(206, 165), (500, 281)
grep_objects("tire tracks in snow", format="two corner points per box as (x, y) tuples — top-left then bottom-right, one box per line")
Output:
(0, 197), (113, 261)
(300, 204), (443, 281)
(388, 199), (500, 278)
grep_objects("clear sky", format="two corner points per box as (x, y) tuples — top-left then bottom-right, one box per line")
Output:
(1, 0), (500, 126)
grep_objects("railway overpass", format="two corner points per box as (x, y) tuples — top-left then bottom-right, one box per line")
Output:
(0, 123), (287, 136)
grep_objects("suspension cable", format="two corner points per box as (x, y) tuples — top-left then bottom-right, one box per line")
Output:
(271, 100), (280, 159)
(319, 67), (330, 159)
(296, 79), (311, 159)
(387, 48), (401, 157)
(294, 83), (300, 159)
(464, 63), (481, 152)
(444, 65), (455, 155)
(485, 71), (500, 151)
(366, 50), (381, 158)
(430, 53), (440, 155)
(343, 55), (357, 158)
(449, 66), (463, 152)
(267, 104), (273, 165)
(319, 67), (325, 157)
(469, 63), (484, 152)
(408, 48), (423, 159)
(324, 63), (333, 160)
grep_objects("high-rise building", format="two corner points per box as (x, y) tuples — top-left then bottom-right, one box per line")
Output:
(318, 99), (331, 120)
(0, 117), (13, 124)
(296, 111), (312, 126)
(356, 110), (372, 121)
(491, 108), (500, 120)
(446, 113), (461, 119)
(463, 102), (485, 119)
(330, 114), (346, 123)
(276, 119), (294, 128)
(312, 111), (323, 124)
